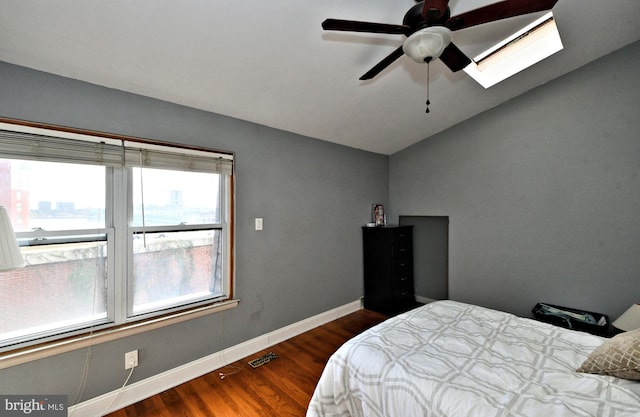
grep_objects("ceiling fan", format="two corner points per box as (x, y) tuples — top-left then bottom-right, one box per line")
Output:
(322, 0), (559, 81)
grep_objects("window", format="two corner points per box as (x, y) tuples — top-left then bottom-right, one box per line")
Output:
(463, 12), (563, 88)
(0, 122), (234, 352)
(129, 168), (227, 317)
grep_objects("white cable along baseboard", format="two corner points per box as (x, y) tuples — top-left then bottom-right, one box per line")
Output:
(69, 299), (362, 417)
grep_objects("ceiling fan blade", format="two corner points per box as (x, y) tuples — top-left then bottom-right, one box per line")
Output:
(446, 0), (559, 31)
(322, 19), (410, 35)
(422, 0), (450, 21)
(359, 46), (405, 80)
(439, 42), (471, 72)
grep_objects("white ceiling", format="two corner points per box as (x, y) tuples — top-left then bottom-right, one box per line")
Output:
(1, 0), (639, 155)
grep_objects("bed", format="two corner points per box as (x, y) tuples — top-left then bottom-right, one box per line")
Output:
(307, 300), (640, 417)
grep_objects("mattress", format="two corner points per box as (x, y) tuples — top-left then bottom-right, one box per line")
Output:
(307, 300), (640, 417)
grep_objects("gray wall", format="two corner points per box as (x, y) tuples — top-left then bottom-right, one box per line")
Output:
(390, 41), (640, 319)
(0, 62), (388, 402)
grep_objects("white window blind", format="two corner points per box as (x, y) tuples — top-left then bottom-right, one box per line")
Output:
(123, 141), (233, 175)
(0, 128), (234, 175)
(0, 129), (123, 167)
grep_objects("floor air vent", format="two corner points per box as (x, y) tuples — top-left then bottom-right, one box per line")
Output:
(248, 352), (278, 368)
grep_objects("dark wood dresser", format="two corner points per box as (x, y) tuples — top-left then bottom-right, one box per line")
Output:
(362, 225), (415, 315)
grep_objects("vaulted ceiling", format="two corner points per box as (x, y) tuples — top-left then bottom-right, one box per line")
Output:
(1, 1), (639, 154)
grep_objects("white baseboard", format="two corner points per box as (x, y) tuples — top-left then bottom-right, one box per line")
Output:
(69, 300), (362, 417)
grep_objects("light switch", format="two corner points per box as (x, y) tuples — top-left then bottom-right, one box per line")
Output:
(255, 218), (263, 231)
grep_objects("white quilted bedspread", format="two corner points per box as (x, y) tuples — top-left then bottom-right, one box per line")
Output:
(307, 300), (640, 417)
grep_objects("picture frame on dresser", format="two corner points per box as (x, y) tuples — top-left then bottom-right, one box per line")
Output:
(371, 204), (385, 226)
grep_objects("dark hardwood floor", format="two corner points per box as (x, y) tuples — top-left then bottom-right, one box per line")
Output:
(106, 309), (387, 417)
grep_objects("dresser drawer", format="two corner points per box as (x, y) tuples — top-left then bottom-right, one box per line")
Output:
(393, 287), (414, 302)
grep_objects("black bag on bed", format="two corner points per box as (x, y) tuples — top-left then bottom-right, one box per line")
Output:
(532, 302), (610, 335)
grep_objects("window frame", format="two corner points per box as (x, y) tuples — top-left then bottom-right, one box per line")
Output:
(0, 119), (236, 356)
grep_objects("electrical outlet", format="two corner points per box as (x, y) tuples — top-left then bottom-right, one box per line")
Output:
(125, 350), (138, 369)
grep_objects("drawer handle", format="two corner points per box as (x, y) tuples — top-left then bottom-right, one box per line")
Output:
(399, 276), (408, 281)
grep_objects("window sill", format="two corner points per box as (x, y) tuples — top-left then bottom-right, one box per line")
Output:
(0, 299), (239, 370)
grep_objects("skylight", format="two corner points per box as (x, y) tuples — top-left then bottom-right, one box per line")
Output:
(463, 12), (563, 88)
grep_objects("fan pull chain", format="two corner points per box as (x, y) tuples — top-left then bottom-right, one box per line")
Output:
(425, 59), (431, 114)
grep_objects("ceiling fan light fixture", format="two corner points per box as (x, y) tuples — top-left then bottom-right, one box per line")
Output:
(403, 26), (452, 63)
